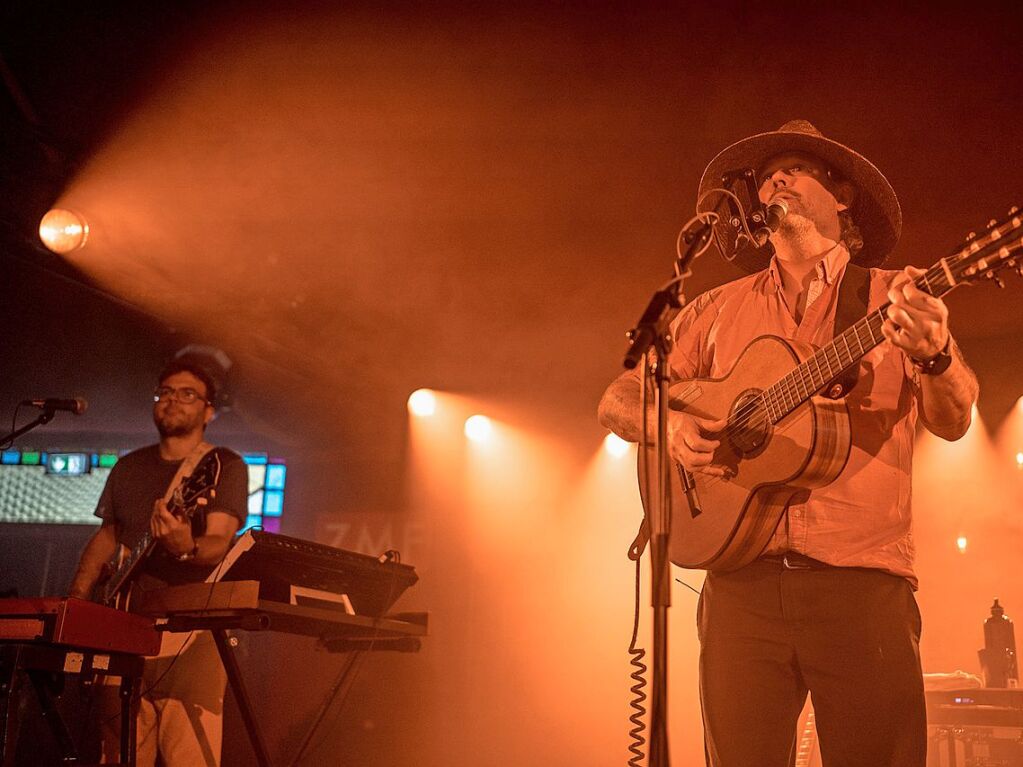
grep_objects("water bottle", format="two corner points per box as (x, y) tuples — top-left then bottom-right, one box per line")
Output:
(979, 599), (1018, 688)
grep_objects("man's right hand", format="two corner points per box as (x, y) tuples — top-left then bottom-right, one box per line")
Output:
(667, 412), (728, 477)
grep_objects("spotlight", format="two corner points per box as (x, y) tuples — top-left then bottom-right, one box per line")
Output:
(39, 209), (89, 253)
(1016, 451), (1023, 469)
(956, 536), (968, 553)
(603, 433), (631, 458)
(464, 415), (492, 443)
(407, 389), (437, 417)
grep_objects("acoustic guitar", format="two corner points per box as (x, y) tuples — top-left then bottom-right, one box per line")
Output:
(640, 206), (1022, 571)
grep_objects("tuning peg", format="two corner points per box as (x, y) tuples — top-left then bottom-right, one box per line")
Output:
(989, 219), (998, 227)
(966, 231), (977, 240)
(1010, 206), (1020, 215)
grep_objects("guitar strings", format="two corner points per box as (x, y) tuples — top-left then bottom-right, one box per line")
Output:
(703, 262), (950, 445)
(684, 212), (1014, 448)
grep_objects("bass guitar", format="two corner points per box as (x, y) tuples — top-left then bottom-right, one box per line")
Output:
(641, 206), (1022, 571)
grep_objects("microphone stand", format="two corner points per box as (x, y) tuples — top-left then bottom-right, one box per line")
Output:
(0, 408), (58, 448)
(622, 218), (713, 767)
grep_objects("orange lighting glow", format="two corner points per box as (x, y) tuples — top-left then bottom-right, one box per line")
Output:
(39, 208), (89, 254)
(603, 432), (630, 457)
(464, 414), (492, 442)
(1016, 451), (1023, 468)
(407, 388), (437, 417)
(956, 536), (968, 553)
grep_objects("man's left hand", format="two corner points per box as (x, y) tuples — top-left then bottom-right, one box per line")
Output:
(150, 499), (195, 557)
(881, 266), (950, 360)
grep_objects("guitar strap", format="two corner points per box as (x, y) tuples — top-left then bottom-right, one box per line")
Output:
(163, 440), (215, 505)
(827, 262), (871, 398)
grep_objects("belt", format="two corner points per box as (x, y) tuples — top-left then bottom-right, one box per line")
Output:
(760, 551), (833, 570)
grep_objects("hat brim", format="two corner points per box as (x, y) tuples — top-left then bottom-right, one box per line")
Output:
(697, 128), (902, 272)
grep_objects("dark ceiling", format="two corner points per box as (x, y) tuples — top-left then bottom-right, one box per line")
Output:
(2, 2), (1022, 520)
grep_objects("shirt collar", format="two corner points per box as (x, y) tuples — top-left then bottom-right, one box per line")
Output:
(766, 243), (851, 292)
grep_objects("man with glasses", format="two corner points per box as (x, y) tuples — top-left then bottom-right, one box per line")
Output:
(598, 121), (979, 765)
(69, 358), (248, 766)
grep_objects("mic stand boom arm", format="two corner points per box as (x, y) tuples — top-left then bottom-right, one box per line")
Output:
(0, 409), (57, 449)
(620, 216), (713, 767)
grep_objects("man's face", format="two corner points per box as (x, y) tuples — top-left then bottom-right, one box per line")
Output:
(152, 371), (213, 439)
(756, 152), (849, 240)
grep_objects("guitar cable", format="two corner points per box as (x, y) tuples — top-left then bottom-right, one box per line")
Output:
(93, 533), (233, 734)
(292, 548), (407, 767)
(626, 553), (649, 767)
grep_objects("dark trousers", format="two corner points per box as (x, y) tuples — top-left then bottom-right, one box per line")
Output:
(697, 558), (926, 767)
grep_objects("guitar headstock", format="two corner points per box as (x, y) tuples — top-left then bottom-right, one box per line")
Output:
(948, 206), (1023, 288)
(168, 451), (222, 519)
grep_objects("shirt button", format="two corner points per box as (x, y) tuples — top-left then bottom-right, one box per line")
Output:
(792, 509), (803, 518)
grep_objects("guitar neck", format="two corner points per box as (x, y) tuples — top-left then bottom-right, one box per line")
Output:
(764, 258), (959, 424)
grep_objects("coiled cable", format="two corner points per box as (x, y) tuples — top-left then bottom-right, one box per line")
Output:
(626, 555), (648, 767)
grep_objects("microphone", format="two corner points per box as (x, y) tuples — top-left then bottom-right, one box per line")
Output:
(752, 198), (789, 247)
(21, 397), (88, 415)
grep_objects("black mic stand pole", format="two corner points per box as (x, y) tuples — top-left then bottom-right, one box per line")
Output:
(623, 218), (713, 767)
(0, 409), (57, 447)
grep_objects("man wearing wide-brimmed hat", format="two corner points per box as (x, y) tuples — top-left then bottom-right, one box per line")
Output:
(599, 120), (979, 765)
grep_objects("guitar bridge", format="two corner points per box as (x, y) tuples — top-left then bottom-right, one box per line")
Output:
(677, 465), (702, 518)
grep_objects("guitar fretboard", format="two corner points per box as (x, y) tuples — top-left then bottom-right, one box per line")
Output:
(760, 259), (958, 425)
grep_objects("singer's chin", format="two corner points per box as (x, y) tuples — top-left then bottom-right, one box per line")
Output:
(776, 214), (814, 239)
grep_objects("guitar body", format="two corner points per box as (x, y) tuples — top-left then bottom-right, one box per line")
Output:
(633, 204), (1022, 570)
(641, 335), (851, 571)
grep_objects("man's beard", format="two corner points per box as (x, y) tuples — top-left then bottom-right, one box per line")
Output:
(154, 411), (202, 438)
(777, 212), (816, 240)
(773, 210), (814, 237)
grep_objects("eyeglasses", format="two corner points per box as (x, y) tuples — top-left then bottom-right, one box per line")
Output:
(153, 386), (211, 405)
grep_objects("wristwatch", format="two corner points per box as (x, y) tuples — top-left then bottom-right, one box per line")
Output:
(911, 337), (953, 376)
(175, 541), (199, 562)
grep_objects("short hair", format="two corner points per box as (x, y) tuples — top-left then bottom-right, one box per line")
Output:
(158, 358), (218, 406)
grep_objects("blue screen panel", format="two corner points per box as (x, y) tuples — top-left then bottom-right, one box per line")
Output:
(263, 490), (284, 517)
(265, 464), (287, 490)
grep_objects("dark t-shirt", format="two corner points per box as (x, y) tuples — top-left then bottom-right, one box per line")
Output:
(94, 445), (249, 588)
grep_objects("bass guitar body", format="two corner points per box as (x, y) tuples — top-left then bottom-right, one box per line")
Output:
(641, 335), (852, 572)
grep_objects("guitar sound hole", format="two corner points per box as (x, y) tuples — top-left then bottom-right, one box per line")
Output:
(728, 390), (770, 456)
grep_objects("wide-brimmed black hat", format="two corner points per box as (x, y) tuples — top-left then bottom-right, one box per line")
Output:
(697, 119), (901, 272)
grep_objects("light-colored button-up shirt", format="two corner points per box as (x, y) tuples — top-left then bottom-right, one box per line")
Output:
(668, 245), (922, 585)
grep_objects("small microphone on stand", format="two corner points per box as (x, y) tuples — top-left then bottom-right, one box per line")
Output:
(752, 198), (789, 247)
(21, 397), (88, 415)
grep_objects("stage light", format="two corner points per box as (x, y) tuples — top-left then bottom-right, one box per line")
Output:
(956, 536), (968, 553)
(464, 414), (492, 443)
(39, 208), (89, 254)
(408, 389), (437, 417)
(603, 433), (631, 458)
(1016, 451), (1023, 469)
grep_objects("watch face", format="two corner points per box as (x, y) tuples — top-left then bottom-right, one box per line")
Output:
(916, 347), (952, 375)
